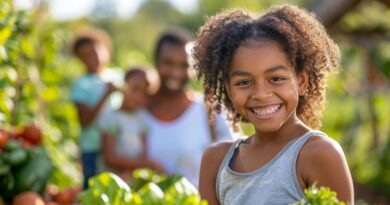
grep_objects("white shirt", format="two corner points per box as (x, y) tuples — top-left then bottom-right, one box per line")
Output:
(98, 110), (147, 158)
(140, 94), (236, 186)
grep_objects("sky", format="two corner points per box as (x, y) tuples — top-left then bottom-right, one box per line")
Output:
(14, 0), (199, 20)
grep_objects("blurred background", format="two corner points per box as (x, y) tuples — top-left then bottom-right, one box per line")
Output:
(0, 0), (389, 204)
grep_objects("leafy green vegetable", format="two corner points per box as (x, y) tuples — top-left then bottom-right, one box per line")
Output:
(157, 174), (181, 191)
(163, 177), (205, 205)
(130, 169), (165, 191)
(12, 147), (53, 194)
(3, 149), (28, 166)
(292, 185), (347, 205)
(137, 182), (164, 205)
(78, 170), (207, 205)
(0, 154), (11, 175)
(0, 146), (53, 203)
(78, 172), (133, 205)
(3, 140), (20, 151)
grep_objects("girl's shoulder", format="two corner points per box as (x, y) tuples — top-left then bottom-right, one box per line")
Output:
(301, 133), (344, 158)
(202, 139), (238, 166)
(298, 133), (348, 182)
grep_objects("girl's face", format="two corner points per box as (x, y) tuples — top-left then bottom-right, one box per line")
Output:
(225, 41), (307, 134)
(77, 43), (110, 73)
(122, 75), (149, 110)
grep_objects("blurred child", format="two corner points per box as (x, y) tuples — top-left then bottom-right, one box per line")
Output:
(70, 28), (119, 189)
(194, 5), (354, 204)
(98, 67), (164, 180)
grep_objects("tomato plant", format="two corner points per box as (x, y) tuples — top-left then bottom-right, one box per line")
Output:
(0, 0), (82, 194)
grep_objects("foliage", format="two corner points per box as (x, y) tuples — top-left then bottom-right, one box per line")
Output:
(78, 170), (207, 205)
(322, 41), (390, 194)
(1, 0), (390, 201)
(0, 139), (53, 203)
(292, 185), (346, 205)
(0, 0), (82, 190)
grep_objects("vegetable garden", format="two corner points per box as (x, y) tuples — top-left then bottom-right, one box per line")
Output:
(1, 0), (390, 204)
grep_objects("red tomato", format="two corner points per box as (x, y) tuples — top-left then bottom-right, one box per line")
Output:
(0, 129), (9, 149)
(21, 124), (43, 145)
(12, 192), (45, 205)
(53, 187), (81, 205)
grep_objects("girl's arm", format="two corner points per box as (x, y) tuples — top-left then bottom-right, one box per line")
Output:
(298, 135), (354, 203)
(102, 132), (164, 172)
(75, 83), (117, 127)
(199, 142), (233, 205)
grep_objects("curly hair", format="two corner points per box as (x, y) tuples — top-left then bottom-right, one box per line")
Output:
(69, 27), (112, 56)
(193, 5), (340, 129)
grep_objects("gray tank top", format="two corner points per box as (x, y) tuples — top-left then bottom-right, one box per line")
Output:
(216, 130), (325, 205)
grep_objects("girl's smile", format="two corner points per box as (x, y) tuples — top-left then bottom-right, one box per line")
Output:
(249, 103), (282, 120)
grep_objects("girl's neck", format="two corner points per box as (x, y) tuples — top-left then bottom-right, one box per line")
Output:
(87, 66), (105, 75)
(251, 117), (310, 146)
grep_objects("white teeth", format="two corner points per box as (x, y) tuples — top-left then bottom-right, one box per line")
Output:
(252, 105), (280, 116)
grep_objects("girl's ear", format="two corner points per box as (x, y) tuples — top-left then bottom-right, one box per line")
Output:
(298, 71), (309, 96)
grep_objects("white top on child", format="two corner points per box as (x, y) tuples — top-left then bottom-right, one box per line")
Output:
(140, 94), (237, 187)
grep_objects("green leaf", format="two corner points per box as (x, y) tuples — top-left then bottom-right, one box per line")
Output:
(0, 0), (11, 19)
(21, 36), (35, 59)
(291, 185), (347, 205)
(138, 182), (165, 205)
(78, 172), (133, 205)
(0, 11), (16, 45)
(130, 169), (165, 191)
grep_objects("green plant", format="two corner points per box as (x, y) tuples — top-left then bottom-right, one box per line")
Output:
(0, 0), (82, 190)
(0, 140), (53, 203)
(78, 169), (207, 205)
(292, 185), (347, 205)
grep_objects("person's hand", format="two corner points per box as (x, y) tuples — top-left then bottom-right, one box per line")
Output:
(105, 82), (118, 94)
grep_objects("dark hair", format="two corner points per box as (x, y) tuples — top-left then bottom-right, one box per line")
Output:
(154, 27), (192, 63)
(124, 67), (147, 82)
(70, 27), (112, 56)
(193, 5), (340, 129)
(71, 36), (97, 55)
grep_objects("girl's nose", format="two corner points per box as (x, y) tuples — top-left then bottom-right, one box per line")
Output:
(251, 82), (272, 100)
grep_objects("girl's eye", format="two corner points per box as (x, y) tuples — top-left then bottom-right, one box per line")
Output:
(235, 80), (251, 86)
(269, 77), (285, 83)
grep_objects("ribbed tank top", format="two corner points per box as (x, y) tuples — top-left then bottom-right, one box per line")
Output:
(216, 130), (325, 205)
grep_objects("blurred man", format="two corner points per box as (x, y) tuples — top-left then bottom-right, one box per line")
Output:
(140, 28), (236, 186)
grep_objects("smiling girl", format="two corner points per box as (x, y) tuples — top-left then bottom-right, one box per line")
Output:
(193, 5), (354, 205)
